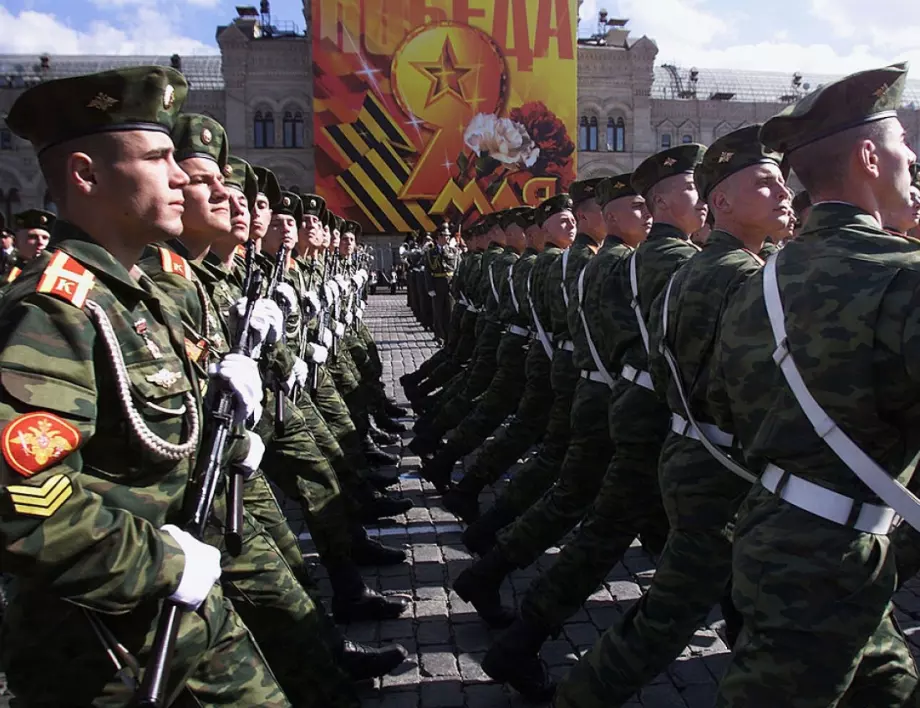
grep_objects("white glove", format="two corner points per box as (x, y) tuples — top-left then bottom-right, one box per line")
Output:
(233, 430), (265, 480)
(351, 274), (363, 290)
(274, 282), (298, 312)
(345, 311), (354, 325)
(310, 344), (329, 364)
(356, 306), (364, 321)
(324, 281), (339, 303)
(162, 524), (221, 610)
(212, 353), (264, 424)
(321, 327), (333, 348)
(291, 356), (309, 387)
(334, 322), (345, 337)
(232, 298), (283, 357)
(356, 268), (368, 286)
(334, 274), (349, 291)
(427, 290), (436, 297)
(305, 290), (321, 314)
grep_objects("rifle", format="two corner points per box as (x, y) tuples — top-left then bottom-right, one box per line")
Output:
(265, 246), (291, 437)
(135, 270), (263, 708)
(300, 253), (329, 397)
(241, 237), (256, 296)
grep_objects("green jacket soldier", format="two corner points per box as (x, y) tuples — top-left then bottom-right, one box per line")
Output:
(703, 63), (920, 708)
(556, 127), (790, 708)
(0, 66), (292, 706)
(426, 220), (458, 343)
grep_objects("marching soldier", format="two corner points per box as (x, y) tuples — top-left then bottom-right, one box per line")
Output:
(426, 220), (460, 343)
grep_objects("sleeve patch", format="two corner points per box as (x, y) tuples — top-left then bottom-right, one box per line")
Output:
(6, 267), (22, 283)
(159, 247), (192, 280)
(36, 252), (95, 308)
(2, 412), (81, 478)
(6, 474), (73, 518)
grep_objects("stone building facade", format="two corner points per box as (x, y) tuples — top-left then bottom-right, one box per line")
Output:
(2, 4), (920, 228)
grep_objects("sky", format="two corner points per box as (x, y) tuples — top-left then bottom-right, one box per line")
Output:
(0, 0), (918, 76)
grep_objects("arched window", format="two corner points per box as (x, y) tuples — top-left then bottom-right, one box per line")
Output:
(588, 117), (598, 152)
(681, 134), (693, 144)
(254, 110), (275, 149)
(579, 116), (588, 151)
(0, 129), (11, 151)
(283, 111), (305, 148)
(607, 117), (625, 152)
(661, 133), (672, 149)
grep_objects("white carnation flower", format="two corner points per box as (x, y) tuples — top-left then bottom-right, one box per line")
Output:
(464, 113), (540, 169)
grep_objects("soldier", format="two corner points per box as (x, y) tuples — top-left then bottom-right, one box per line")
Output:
(479, 174), (652, 700)
(554, 126), (790, 707)
(0, 65), (292, 706)
(5, 208), (55, 283)
(427, 219), (460, 344)
(697, 62), (920, 708)
(0, 215), (16, 279)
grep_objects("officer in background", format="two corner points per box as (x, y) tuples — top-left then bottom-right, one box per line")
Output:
(0, 215), (17, 280)
(426, 220), (460, 344)
(4, 209), (56, 283)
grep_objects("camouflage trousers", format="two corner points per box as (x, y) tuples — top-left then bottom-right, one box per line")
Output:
(710, 488), (918, 708)
(443, 333), (529, 457)
(520, 381), (670, 637)
(327, 348), (370, 436)
(461, 343), (554, 489)
(257, 390), (352, 562)
(427, 320), (504, 438)
(310, 366), (376, 484)
(243, 472), (306, 572)
(206, 497), (358, 708)
(552, 434), (749, 707)
(497, 377), (614, 569)
(488, 349), (579, 515)
(416, 310), (478, 395)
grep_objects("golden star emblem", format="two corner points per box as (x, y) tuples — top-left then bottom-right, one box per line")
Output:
(874, 83), (889, 99)
(719, 151), (734, 163)
(87, 92), (118, 111)
(411, 37), (472, 108)
(663, 157), (677, 167)
(613, 181), (626, 189)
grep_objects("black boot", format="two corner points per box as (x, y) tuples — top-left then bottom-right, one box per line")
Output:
(462, 501), (517, 556)
(329, 561), (410, 622)
(419, 447), (455, 493)
(482, 617), (556, 702)
(366, 469), (401, 491)
(442, 473), (484, 522)
(363, 435), (399, 466)
(399, 372), (422, 390)
(452, 548), (516, 628)
(384, 399), (410, 418)
(357, 489), (413, 523)
(369, 423), (401, 446)
(407, 434), (439, 459)
(374, 414), (408, 434)
(351, 528), (408, 566)
(341, 639), (409, 680)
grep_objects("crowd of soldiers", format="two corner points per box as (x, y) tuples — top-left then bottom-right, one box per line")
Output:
(3, 55), (920, 708)
(400, 224), (462, 345)
(400, 62), (920, 707)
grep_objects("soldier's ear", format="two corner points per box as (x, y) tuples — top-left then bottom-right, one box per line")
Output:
(69, 152), (99, 193)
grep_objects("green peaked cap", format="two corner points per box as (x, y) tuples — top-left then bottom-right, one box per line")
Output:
(595, 173), (637, 207)
(14, 209), (56, 231)
(273, 191), (303, 224)
(225, 155), (258, 205)
(535, 193), (574, 226)
(694, 125), (782, 199)
(632, 143), (707, 196)
(171, 113), (228, 169)
(253, 166), (282, 206)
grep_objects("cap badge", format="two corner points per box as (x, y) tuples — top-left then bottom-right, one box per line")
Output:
(163, 84), (175, 109)
(663, 157), (677, 167)
(201, 128), (212, 145)
(718, 151), (734, 163)
(87, 93), (118, 112)
(310, 199), (316, 208)
(873, 83), (889, 99)
(283, 196), (291, 207)
(223, 164), (233, 177)
(39, 215), (47, 225)
(613, 181), (625, 189)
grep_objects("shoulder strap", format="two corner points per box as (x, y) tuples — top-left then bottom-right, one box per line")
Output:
(628, 251), (651, 353)
(658, 273), (755, 483)
(561, 248), (571, 307)
(763, 255), (920, 530)
(36, 251), (96, 309)
(527, 269), (554, 359)
(576, 265), (615, 388)
(158, 246), (193, 280)
(508, 263), (521, 313)
(488, 261), (500, 306)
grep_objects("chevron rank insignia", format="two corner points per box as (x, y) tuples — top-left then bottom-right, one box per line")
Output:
(4, 474), (73, 518)
(2, 412), (81, 478)
(158, 247), (192, 280)
(36, 252), (95, 308)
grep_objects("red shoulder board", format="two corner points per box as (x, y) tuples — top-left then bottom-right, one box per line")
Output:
(7, 267), (22, 283)
(2, 412), (81, 478)
(36, 251), (95, 308)
(234, 244), (246, 257)
(159, 247), (192, 280)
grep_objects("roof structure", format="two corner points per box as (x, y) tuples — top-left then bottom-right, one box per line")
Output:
(652, 65), (920, 108)
(0, 55), (224, 90)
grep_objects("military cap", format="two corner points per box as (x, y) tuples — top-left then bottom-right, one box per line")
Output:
(343, 220), (362, 238)
(791, 190), (812, 216)
(535, 193), (574, 227)
(480, 212), (503, 231)
(595, 173), (637, 207)
(300, 193), (326, 220)
(498, 206), (534, 229)
(694, 125), (782, 200)
(330, 213), (344, 235)
(760, 63), (909, 154)
(632, 144), (707, 196)
(224, 155), (257, 205)
(14, 209), (56, 231)
(570, 178), (605, 207)
(273, 191), (303, 224)
(253, 166), (282, 206)
(171, 113), (228, 169)
(6, 65), (187, 154)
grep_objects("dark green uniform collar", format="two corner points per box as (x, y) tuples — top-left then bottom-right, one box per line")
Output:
(504, 244), (521, 255)
(646, 222), (691, 242)
(522, 246), (538, 256)
(704, 229), (750, 251)
(601, 234), (625, 249)
(53, 221), (149, 298)
(798, 202), (886, 240)
(574, 232), (598, 248)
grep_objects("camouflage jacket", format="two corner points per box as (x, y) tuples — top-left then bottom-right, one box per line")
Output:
(647, 229), (763, 422)
(547, 233), (597, 342)
(708, 203), (920, 501)
(483, 246), (520, 321)
(569, 235), (632, 372)
(475, 242), (505, 309)
(499, 246), (539, 328)
(460, 249), (485, 308)
(0, 223), (202, 612)
(528, 244), (563, 340)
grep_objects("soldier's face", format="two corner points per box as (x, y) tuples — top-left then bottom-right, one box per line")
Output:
(179, 157), (231, 237)
(881, 185), (920, 233)
(714, 162), (790, 238)
(525, 224), (545, 251)
(505, 223), (526, 251)
(330, 232), (341, 251)
(604, 195), (652, 247)
(15, 228), (50, 260)
(544, 209), (577, 246)
(340, 232), (356, 256)
(266, 214), (297, 254)
(657, 173), (708, 236)
(301, 214), (324, 249)
(228, 189), (251, 244)
(873, 119), (917, 220)
(251, 193), (272, 240)
(96, 131), (189, 242)
(576, 199), (605, 238)
(1, 234), (12, 251)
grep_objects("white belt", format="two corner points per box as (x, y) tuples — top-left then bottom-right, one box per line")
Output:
(580, 370), (606, 383)
(507, 324), (531, 337)
(671, 413), (734, 447)
(761, 463), (898, 535)
(467, 305), (480, 313)
(557, 339), (574, 352)
(620, 364), (654, 391)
